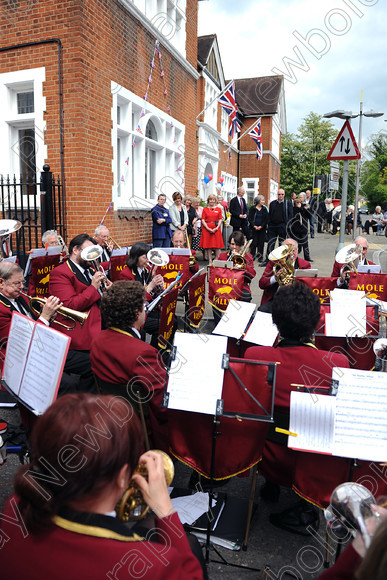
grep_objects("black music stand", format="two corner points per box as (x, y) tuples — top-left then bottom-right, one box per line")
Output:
(164, 347), (277, 571)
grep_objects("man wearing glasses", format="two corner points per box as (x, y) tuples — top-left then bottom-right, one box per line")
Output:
(331, 236), (374, 285)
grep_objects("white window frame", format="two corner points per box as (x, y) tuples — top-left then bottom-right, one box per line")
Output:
(0, 67), (46, 180)
(111, 82), (185, 210)
(221, 171), (237, 201)
(242, 177), (259, 206)
(204, 77), (218, 130)
(125, 0), (186, 57)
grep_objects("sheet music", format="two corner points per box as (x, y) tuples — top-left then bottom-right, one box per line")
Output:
(244, 311), (279, 346)
(167, 333), (227, 414)
(111, 247), (130, 256)
(328, 289), (366, 337)
(212, 300), (256, 339)
(289, 391), (336, 454)
(20, 324), (70, 414)
(2, 313), (34, 395)
(332, 367), (387, 461)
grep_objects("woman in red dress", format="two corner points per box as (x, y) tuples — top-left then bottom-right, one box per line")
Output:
(199, 193), (224, 261)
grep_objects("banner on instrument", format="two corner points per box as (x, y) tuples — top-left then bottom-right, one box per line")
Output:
(188, 272), (206, 328)
(208, 267), (245, 311)
(110, 255), (128, 282)
(349, 273), (387, 301)
(155, 255), (190, 289)
(27, 255), (62, 297)
(158, 285), (178, 349)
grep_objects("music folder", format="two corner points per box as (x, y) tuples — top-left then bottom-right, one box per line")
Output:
(1, 312), (70, 415)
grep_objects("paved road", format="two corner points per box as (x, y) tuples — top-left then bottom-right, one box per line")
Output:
(1, 228), (385, 579)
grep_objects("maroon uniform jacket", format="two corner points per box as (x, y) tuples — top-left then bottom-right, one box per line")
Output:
(49, 260), (102, 350)
(219, 251), (256, 295)
(259, 257), (310, 305)
(0, 499), (203, 580)
(331, 257), (375, 278)
(118, 266), (154, 302)
(245, 342), (351, 506)
(90, 328), (168, 450)
(318, 544), (361, 579)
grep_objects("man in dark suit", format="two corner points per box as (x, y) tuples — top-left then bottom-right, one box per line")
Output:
(49, 233), (112, 392)
(90, 280), (168, 451)
(262, 189), (293, 265)
(229, 186), (249, 237)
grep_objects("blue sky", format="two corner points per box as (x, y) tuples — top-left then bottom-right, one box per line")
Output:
(198, 0), (386, 150)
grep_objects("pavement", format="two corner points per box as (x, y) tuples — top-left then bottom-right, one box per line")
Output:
(1, 225), (386, 579)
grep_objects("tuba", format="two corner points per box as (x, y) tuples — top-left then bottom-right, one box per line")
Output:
(336, 243), (362, 288)
(268, 243), (295, 286)
(324, 482), (380, 549)
(230, 239), (252, 270)
(21, 292), (89, 330)
(115, 450), (174, 522)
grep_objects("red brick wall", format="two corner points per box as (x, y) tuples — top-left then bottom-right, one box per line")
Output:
(0, 0), (198, 246)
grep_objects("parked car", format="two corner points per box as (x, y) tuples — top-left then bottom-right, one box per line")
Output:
(358, 206), (369, 214)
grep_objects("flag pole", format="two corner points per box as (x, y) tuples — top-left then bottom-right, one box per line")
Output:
(223, 117), (261, 154)
(196, 79), (234, 120)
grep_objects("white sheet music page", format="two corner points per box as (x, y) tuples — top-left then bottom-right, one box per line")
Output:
(19, 324), (70, 415)
(329, 289), (366, 337)
(212, 300), (255, 340)
(332, 367), (387, 461)
(2, 313), (34, 396)
(167, 333), (227, 414)
(244, 311), (279, 346)
(288, 391), (336, 454)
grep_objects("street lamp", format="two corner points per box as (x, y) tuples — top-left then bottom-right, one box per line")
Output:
(323, 101), (384, 251)
(353, 99), (384, 241)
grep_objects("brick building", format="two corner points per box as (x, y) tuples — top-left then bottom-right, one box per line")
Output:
(0, 2), (286, 253)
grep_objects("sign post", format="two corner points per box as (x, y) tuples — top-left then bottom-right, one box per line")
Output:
(327, 121), (361, 252)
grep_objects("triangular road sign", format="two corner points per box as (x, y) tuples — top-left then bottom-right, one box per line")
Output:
(327, 120), (361, 161)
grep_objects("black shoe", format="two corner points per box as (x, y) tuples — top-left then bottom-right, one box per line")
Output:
(259, 260), (269, 267)
(269, 500), (320, 536)
(311, 235), (315, 238)
(260, 481), (280, 502)
(307, 258), (313, 262)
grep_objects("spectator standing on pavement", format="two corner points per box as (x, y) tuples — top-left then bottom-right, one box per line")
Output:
(229, 186), (249, 237)
(262, 189), (293, 266)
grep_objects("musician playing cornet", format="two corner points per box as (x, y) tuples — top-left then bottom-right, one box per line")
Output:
(119, 242), (166, 348)
(219, 231), (256, 302)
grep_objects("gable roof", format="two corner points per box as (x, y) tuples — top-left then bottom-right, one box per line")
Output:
(235, 76), (283, 116)
(198, 34), (215, 68)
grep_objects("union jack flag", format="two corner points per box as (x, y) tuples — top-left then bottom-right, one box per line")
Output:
(218, 82), (241, 138)
(248, 118), (263, 160)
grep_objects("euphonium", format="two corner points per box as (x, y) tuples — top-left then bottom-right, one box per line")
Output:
(21, 292), (89, 330)
(324, 482), (380, 549)
(336, 243), (362, 288)
(115, 450), (174, 522)
(230, 238), (252, 270)
(268, 243), (295, 286)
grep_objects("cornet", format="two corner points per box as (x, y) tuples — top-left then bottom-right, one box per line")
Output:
(115, 450), (174, 522)
(21, 292), (89, 330)
(80, 244), (109, 289)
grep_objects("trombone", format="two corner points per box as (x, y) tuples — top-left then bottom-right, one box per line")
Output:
(107, 235), (122, 250)
(230, 238), (252, 270)
(21, 292), (89, 330)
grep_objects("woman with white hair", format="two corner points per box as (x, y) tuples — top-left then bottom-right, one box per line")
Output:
(248, 195), (269, 262)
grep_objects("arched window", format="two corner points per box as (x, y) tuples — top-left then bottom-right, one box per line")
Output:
(146, 120), (158, 141)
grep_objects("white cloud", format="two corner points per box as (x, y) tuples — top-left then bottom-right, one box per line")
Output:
(198, 0), (387, 141)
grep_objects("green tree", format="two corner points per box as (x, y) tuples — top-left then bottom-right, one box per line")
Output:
(360, 133), (387, 210)
(281, 112), (338, 196)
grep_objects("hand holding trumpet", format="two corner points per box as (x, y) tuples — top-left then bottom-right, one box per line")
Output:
(130, 451), (174, 519)
(40, 295), (63, 323)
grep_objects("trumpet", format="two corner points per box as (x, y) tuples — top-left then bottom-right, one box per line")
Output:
(115, 450), (174, 522)
(21, 292), (89, 330)
(107, 235), (122, 250)
(230, 238), (252, 270)
(80, 244), (109, 289)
